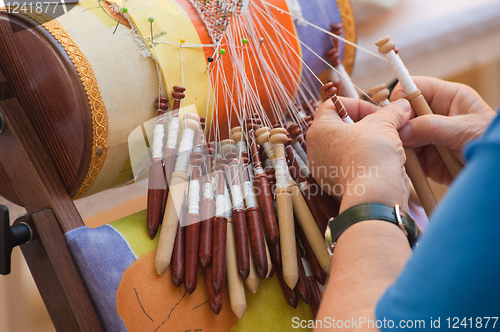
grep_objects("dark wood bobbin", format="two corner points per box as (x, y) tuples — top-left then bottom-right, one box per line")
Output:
(155, 96), (169, 111)
(296, 224), (326, 285)
(199, 144), (215, 268)
(274, 261), (299, 309)
(245, 122), (279, 246)
(171, 204), (187, 287)
(147, 158), (167, 239)
(287, 123), (307, 153)
(241, 155), (268, 279)
(295, 242), (311, 304)
(301, 99), (318, 118)
(303, 116), (313, 129)
(226, 155), (250, 280)
(184, 153), (203, 294)
(205, 265), (223, 314)
(308, 273), (323, 318)
(284, 140), (328, 233)
(171, 86), (186, 113)
(212, 159), (228, 294)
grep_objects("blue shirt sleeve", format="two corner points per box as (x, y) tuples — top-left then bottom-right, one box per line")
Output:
(375, 113), (500, 330)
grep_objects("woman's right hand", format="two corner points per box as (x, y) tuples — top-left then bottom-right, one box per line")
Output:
(391, 76), (496, 184)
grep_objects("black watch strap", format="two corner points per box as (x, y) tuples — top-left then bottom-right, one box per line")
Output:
(325, 203), (418, 256)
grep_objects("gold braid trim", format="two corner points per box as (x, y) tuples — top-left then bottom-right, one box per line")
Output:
(336, 0), (357, 74)
(12, 11), (109, 199)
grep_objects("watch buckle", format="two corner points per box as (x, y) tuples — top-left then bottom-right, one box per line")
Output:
(394, 204), (408, 237)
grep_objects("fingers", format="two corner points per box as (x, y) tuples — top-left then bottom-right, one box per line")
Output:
(314, 97), (378, 123)
(365, 99), (412, 130)
(399, 114), (466, 148)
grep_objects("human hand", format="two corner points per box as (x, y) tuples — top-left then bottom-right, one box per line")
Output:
(306, 97), (412, 212)
(392, 76), (496, 184)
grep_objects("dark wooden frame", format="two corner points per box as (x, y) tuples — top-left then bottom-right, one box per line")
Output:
(0, 12), (104, 332)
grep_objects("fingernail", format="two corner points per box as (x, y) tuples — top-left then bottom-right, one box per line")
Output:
(399, 124), (413, 142)
(395, 98), (411, 112)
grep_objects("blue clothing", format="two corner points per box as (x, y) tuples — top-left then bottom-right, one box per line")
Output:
(375, 113), (500, 330)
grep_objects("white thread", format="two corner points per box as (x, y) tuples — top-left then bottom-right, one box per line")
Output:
(188, 180), (201, 214)
(298, 181), (308, 193)
(292, 148), (311, 177)
(385, 50), (418, 95)
(203, 182), (213, 200)
(152, 120), (164, 159)
(274, 157), (289, 189)
(379, 99), (390, 107)
(254, 166), (265, 175)
(263, 158), (273, 170)
(243, 181), (257, 208)
(231, 184), (244, 209)
(166, 117), (179, 149)
(263, 142), (276, 166)
(292, 141), (307, 167)
(216, 194), (225, 217)
(336, 64), (359, 99)
(224, 184), (232, 218)
(284, 0), (304, 25)
(174, 128), (195, 172)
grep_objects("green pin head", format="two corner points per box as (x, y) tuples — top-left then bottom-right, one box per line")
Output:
(242, 38), (248, 44)
(122, 7), (128, 13)
(219, 49), (226, 55)
(148, 17), (154, 23)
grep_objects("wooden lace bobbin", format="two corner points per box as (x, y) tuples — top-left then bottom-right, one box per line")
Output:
(274, 260), (299, 309)
(184, 152), (204, 294)
(301, 99), (318, 119)
(155, 116), (200, 275)
(303, 116), (313, 129)
(285, 140), (329, 233)
(240, 153), (269, 280)
(205, 265), (222, 314)
(322, 83), (354, 124)
(232, 127), (270, 279)
(245, 241), (260, 293)
(269, 130), (298, 289)
(295, 242), (311, 304)
(330, 23), (359, 99)
(297, 224), (327, 285)
(287, 123), (308, 160)
(171, 200), (187, 287)
(212, 159), (229, 294)
(274, 133), (331, 274)
(199, 144), (215, 268)
(324, 32), (343, 96)
(147, 97), (169, 239)
(256, 127), (276, 167)
(226, 220), (247, 318)
(303, 258), (322, 317)
(291, 146), (340, 219)
(281, 170), (332, 274)
(375, 36), (462, 178)
(163, 87), (186, 200)
(171, 85), (186, 111)
(224, 151), (250, 280)
(370, 84), (437, 217)
(246, 122), (279, 245)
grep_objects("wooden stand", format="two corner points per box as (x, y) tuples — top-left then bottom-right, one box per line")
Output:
(0, 96), (104, 331)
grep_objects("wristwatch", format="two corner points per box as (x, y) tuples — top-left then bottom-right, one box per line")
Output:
(325, 203), (418, 257)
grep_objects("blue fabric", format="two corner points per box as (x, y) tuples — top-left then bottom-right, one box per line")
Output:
(375, 114), (500, 330)
(65, 225), (136, 332)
